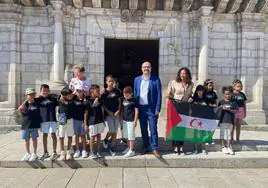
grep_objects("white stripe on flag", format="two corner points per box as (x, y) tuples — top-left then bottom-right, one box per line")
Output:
(177, 114), (219, 132)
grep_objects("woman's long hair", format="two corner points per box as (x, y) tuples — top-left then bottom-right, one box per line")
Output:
(176, 67), (192, 84)
(192, 85), (205, 101)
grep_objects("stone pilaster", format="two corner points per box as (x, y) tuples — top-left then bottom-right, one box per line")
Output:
(50, 0), (67, 92)
(237, 13), (266, 124)
(198, 6), (213, 84)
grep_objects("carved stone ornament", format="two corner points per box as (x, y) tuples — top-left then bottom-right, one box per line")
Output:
(216, 0), (230, 13)
(228, 0), (243, 13)
(200, 16), (213, 28)
(35, 0), (45, 6)
(111, 0), (119, 9)
(73, 0), (83, 8)
(243, 0), (258, 12)
(164, 0), (174, 10)
(258, 0), (268, 13)
(20, 0), (31, 6)
(181, 0), (194, 12)
(51, 1), (64, 22)
(121, 9), (145, 23)
(129, 0), (138, 9)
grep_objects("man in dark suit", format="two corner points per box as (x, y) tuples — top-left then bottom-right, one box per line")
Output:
(134, 61), (162, 158)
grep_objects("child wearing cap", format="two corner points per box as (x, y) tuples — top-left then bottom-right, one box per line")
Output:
(72, 84), (88, 158)
(58, 87), (74, 160)
(84, 84), (105, 159)
(18, 88), (42, 162)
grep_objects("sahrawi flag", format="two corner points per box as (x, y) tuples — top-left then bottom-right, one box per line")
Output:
(166, 99), (219, 143)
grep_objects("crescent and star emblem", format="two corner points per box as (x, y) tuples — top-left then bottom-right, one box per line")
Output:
(189, 118), (203, 128)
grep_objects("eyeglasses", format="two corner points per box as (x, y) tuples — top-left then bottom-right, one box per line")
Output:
(142, 66), (151, 68)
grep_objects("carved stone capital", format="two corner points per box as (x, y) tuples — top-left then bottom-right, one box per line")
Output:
(199, 6), (213, 16)
(202, 0), (213, 6)
(200, 16), (213, 28)
(215, 0), (230, 13)
(147, 0), (156, 10)
(73, 0), (83, 8)
(51, 1), (65, 22)
(181, 0), (194, 12)
(243, 0), (258, 12)
(129, 0), (138, 9)
(228, 0), (243, 13)
(20, 0), (31, 6)
(111, 0), (119, 9)
(121, 9), (145, 23)
(35, 0), (46, 6)
(92, 0), (101, 8)
(256, 0), (268, 13)
(164, 0), (174, 10)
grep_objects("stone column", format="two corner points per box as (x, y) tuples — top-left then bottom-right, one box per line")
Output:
(198, 6), (213, 84)
(50, 1), (67, 90)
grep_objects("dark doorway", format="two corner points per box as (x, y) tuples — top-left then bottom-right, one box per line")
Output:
(104, 39), (159, 91)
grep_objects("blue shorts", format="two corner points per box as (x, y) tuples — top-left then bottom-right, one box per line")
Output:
(21, 129), (39, 140)
(73, 119), (85, 136)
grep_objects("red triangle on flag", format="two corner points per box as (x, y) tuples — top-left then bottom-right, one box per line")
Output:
(166, 99), (182, 138)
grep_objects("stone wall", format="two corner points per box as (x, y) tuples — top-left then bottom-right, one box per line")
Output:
(20, 7), (54, 102)
(0, 4), (268, 124)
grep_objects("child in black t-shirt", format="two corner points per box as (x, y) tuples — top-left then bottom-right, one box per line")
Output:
(102, 75), (121, 156)
(121, 86), (138, 158)
(58, 88), (74, 161)
(72, 84), (88, 158)
(204, 79), (218, 107)
(84, 84), (105, 159)
(191, 85), (207, 155)
(38, 84), (59, 161)
(217, 86), (237, 155)
(231, 79), (247, 142)
(18, 88), (41, 162)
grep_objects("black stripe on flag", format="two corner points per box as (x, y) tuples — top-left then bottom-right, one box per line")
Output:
(170, 100), (190, 116)
(171, 99), (218, 120)
(191, 103), (218, 120)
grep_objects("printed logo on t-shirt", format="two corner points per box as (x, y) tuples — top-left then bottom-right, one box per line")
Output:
(74, 100), (83, 106)
(29, 106), (38, 111)
(108, 92), (117, 98)
(123, 100), (134, 107)
(41, 99), (52, 106)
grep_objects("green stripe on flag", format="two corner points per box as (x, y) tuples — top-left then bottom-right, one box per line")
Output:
(166, 127), (214, 144)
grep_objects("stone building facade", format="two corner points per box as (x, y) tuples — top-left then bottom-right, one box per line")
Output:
(0, 0), (267, 124)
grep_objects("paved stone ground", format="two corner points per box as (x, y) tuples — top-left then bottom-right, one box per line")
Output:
(1, 168), (268, 188)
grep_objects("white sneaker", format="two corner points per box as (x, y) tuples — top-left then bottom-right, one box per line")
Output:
(202, 149), (208, 155)
(66, 150), (72, 160)
(227, 147), (234, 155)
(28, 153), (37, 162)
(103, 139), (108, 149)
(109, 147), (116, 156)
(124, 150), (135, 158)
(96, 152), (102, 158)
(221, 147), (229, 154)
(193, 149), (198, 155)
(90, 153), (98, 159)
(73, 150), (80, 158)
(22, 153), (31, 161)
(82, 150), (88, 158)
(59, 151), (66, 161)
(122, 148), (129, 155)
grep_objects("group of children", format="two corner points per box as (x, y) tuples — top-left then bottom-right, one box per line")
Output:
(18, 74), (247, 161)
(18, 75), (138, 161)
(191, 79), (247, 155)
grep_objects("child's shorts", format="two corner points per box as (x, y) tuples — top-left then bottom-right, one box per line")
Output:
(89, 123), (105, 137)
(220, 123), (233, 140)
(73, 119), (85, 136)
(41, 121), (57, 134)
(106, 115), (120, 133)
(21, 128), (39, 140)
(58, 120), (74, 138)
(123, 121), (135, 141)
(234, 107), (245, 120)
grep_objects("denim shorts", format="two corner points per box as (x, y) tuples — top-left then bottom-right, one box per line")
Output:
(73, 119), (85, 136)
(41, 121), (57, 134)
(21, 128), (39, 140)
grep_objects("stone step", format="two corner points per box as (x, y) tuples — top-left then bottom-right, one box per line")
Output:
(1, 151), (268, 169)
